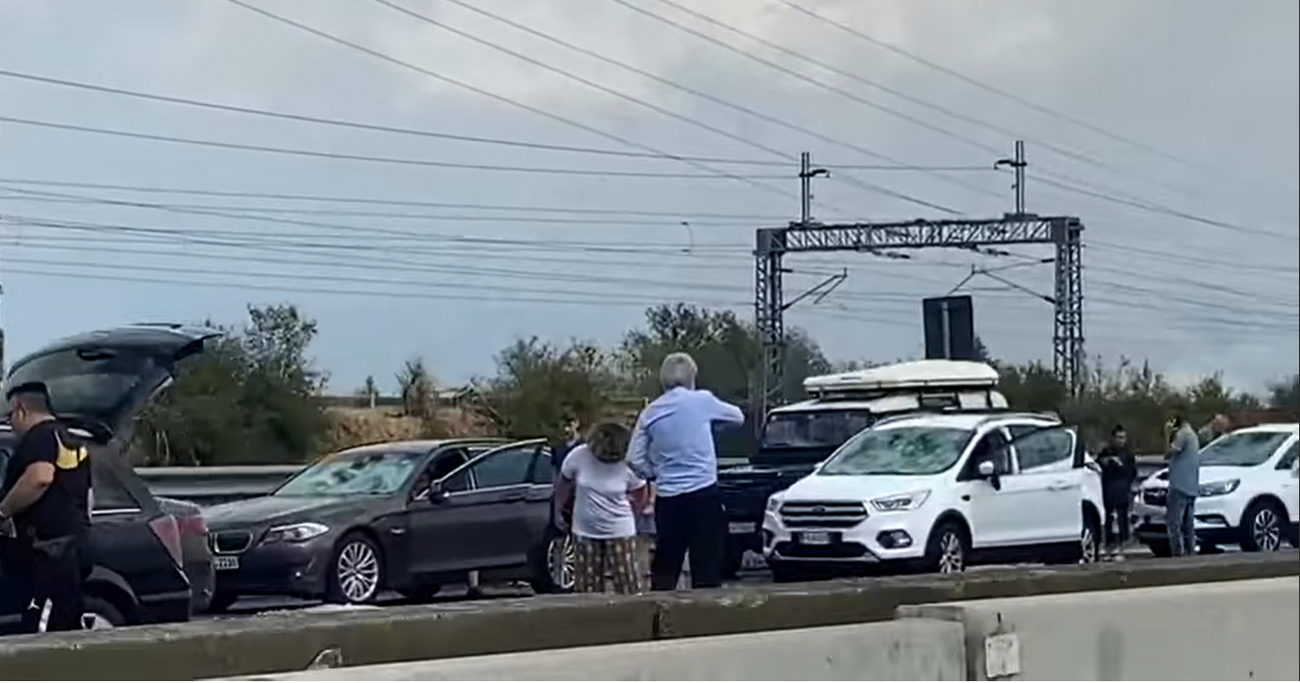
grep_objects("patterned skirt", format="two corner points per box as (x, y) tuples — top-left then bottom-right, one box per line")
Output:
(572, 535), (646, 595)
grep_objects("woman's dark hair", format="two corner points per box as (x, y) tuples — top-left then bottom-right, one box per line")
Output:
(587, 422), (631, 464)
(1111, 424), (1125, 436)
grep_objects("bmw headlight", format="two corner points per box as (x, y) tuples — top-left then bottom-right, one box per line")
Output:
(870, 490), (931, 512)
(1199, 479), (1240, 498)
(262, 522), (330, 544)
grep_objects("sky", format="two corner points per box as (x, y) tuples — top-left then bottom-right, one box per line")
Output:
(0, 0), (1296, 396)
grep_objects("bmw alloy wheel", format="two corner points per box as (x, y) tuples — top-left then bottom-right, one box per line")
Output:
(337, 540), (381, 602)
(937, 532), (965, 574)
(1252, 508), (1281, 551)
(547, 534), (576, 591)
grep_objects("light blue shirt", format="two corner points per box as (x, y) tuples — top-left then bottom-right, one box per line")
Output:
(627, 387), (745, 498)
(1167, 423), (1201, 495)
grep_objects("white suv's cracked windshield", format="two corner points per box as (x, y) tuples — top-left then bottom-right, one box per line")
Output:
(276, 451), (423, 496)
(1198, 431), (1292, 467)
(820, 426), (972, 476)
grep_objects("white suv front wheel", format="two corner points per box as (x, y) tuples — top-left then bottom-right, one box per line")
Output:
(1241, 500), (1285, 552)
(925, 522), (969, 574)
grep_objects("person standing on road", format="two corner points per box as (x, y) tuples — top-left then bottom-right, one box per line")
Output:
(0, 382), (93, 633)
(628, 352), (745, 591)
(1164, 414), (1201, 557)
(555, 422), (648, 595)
(553, 413), (585, 475)
(1097, 425), (1137, 557)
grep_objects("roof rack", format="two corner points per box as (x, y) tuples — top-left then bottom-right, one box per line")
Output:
(804, 359), (999, 397)
(870, 409), (1060, 430)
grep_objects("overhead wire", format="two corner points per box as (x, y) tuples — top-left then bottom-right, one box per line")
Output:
(3, 209), (1290, 332)
(598, 0), (1295, 244)
(387, 0), (977, 213)
(769, 0), (1300, 196)
(0, 115), (790, 180)
(635, 0), (1216, 202)
(0, 67), (991, 174)
(215, 0), (808, 207)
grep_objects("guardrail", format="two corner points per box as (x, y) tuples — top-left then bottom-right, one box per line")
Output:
(137, 465), (303, 507)
(135, 456), (1168, 507)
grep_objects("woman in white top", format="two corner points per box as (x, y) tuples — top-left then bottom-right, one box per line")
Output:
(556, 422), (648, 595)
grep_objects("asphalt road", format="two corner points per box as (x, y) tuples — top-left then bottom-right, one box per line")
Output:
(206, 545), (1197, 620)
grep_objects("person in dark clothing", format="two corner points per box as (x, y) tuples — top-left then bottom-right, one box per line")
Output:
(1097, 425), (1137, 557)
(0, 382), (93, 633)
(552, 413), (585, 475)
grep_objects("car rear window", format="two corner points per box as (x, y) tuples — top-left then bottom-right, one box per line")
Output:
(5, 348), (161, 419)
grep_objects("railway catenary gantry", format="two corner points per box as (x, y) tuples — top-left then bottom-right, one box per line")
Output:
(753, 213), (1085, 424)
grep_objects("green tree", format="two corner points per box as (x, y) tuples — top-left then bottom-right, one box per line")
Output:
(1267, 374), (1300, 409)
(620, 303), (830, 407)
(478, 337), (622, 439)
(396, 357), (436, 418)
(135, 304), (328, 466)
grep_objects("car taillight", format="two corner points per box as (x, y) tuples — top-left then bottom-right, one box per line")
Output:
(148, 515), (184, 568)
(177, 515), (208, 537)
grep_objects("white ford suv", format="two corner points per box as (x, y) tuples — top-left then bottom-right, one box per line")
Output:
(762, 412), (1104, 580)
(1133, 423), (1299, 555)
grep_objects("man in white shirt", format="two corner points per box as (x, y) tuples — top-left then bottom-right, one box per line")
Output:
(628, 353), (745, 590)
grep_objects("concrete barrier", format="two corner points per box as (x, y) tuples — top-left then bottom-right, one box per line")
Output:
(899, 576), (1299, 680)
(228, 619), (967, 681)
(235, 576), (1299, 681)
(0, 551), (1295, 680)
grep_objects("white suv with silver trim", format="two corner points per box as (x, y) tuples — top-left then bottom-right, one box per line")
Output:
(1133, 423), (1299, 554)
(762, 412), (1104, 580)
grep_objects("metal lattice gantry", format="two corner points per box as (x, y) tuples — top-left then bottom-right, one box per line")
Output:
(754, 214), (1085, 421)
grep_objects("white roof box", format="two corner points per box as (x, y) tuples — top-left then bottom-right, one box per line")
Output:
(803, 359), (999, 396)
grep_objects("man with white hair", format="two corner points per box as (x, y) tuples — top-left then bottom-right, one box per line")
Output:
(628, 352), (745, 590)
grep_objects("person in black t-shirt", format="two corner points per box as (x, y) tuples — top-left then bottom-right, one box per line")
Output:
(0, 381), (92, 633)
(1097, 424), (1138, 558)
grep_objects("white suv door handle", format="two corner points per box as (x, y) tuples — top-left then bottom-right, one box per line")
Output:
(1048, 480), (1072, 491)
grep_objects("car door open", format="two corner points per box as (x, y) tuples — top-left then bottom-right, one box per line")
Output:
(1006, 424), (1082, 544)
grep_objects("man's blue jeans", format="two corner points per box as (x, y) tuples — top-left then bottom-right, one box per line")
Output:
(1166, 488), (1198, 556)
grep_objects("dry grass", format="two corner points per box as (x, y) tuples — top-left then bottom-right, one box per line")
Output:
(322, 405), (496, 451)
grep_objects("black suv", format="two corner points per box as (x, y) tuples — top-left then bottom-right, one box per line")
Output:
(718, 408), (873, 576)
(0, 324), (218, 632)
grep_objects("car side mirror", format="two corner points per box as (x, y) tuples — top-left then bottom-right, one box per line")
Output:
(977, 460), (1002, 490)
(426, 480), (448, 502)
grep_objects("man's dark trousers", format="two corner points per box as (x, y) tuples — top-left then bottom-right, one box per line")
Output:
(2, 534), (90, 633)
(1104, 495), (1131, 549)
(651, 485), (726, 590)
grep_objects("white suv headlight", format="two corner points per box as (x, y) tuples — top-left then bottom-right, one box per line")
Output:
(870, 490), (930, 512)
(1199, 479), (1240, 497)
(766, 493), (784, 512)
(263, 522), (330, 544)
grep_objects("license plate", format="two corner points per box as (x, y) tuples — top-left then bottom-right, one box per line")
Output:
(213, 556), (240, 571)
(728, 522), (757, 535)
(799, 531), (832, 545)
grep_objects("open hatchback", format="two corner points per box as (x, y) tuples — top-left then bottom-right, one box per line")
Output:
(4, 324), (221, 442)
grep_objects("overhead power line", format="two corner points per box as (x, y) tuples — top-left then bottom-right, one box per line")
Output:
(367, 0), (962, 215)
(0, 69), (994, 176)
(216, 0), (805, 205)
(0, 115), (793, 179)
(0, 177), (790, 219)
(635, 0), (1209, 202)
(4, 211), (1291, 331)
(770, 0), (1299, 195)
(408, 0), (989, 212)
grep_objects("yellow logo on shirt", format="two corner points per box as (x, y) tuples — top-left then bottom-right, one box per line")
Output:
(54, 435), (88, 471)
